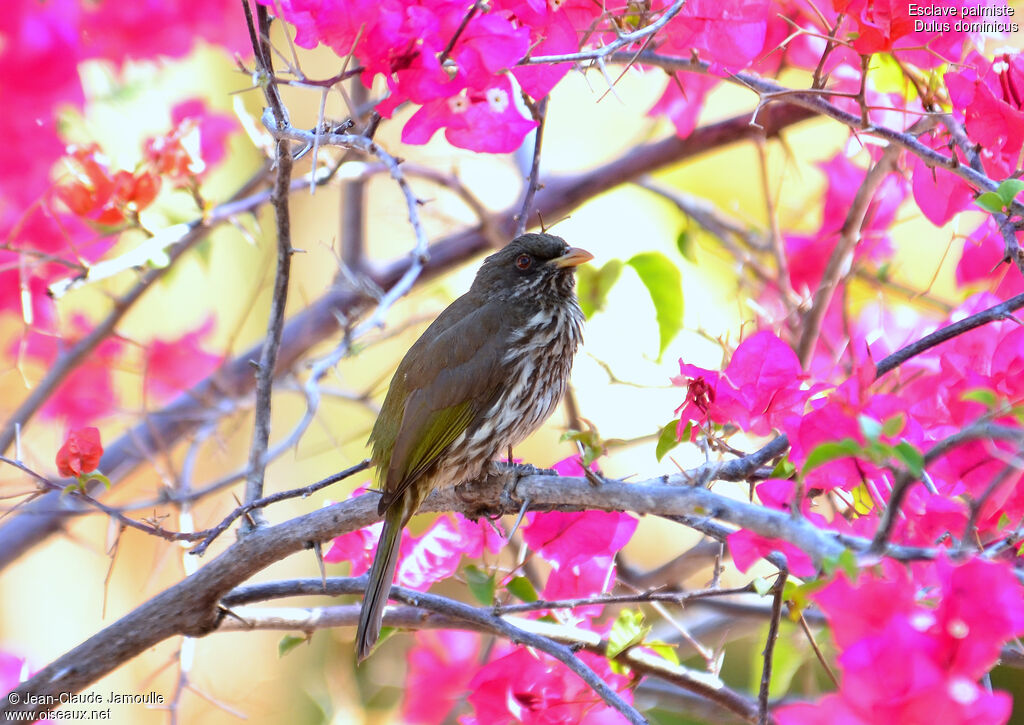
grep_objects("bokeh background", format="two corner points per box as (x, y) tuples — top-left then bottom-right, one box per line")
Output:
(2, 12), (1020, 724)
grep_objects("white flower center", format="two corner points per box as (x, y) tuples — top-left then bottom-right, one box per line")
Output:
(486, 88), (509, 113)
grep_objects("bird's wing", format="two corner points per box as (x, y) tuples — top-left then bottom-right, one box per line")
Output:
(375, 296), (513, 513)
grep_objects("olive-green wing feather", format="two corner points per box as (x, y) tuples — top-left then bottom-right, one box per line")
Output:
(371, 295), (514, 514)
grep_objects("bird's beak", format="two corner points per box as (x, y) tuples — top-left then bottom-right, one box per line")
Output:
(550, 247), (593, 268)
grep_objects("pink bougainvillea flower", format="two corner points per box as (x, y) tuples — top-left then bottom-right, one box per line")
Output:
(170, 99), (238, 169)
(403, 75), (538, 153)
(464, 648), (633, 724)
(404, 630), (482, 725)
(328, 505), (502, 591)
(540, 556), (617, 618)
(786, 154), (904, 293)
(910, 135), (975, 227)
(674, 331), (816, 437)
(522, 509), (636, 570)
(18, 316), (126, 425)
(397, 514), (502, 591)
(835, 0), (982, 67)
(450, 13), (529, 89)
(655, 0), (770, 72)
(727, 529), (816, 577)
(79, 0), (250, 63)
(648, 72), (720, 139)
(781, 558), (1024, 725)
(929, 557), (1024, 678)
(813, 563), (917, 649)
(508, 8), (577, 98)
(946, 51), (1024, 180)
(957, 218), (1024, 297)
(143, 317), (222, 402)
(56, 426), (103, 477)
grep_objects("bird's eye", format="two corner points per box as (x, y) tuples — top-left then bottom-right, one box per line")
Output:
(515, 254), (533, 270)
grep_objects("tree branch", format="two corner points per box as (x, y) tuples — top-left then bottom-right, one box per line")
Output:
(241, 2), (295, 513)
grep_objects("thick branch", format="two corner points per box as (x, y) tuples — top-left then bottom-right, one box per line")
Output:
(0, 457), (861, 719)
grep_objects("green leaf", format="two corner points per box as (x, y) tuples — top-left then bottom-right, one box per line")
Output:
(506, 576), (538, 603)
(676, 226), (698, 263)
(801, 438), (864, 476)
(894, 441), (924, 477)
(858, 415), (883, 442)
(465, 565), (495, 605)
(783, 578), (827, 619)
(997, 178), (1024, 206)
(770, 457), (796, 480)
(998, 512), (1012, 530)
(560, 428), (604, 467)
(607, 609), (650, 659)
(627, 252), (684, 361)
(656, 419), (683, 462)
(576, 259), (623, 318)
(647, 641), (680, 666)
(752, 577), (773, 597)
(880, 413), (905, 438)
(976, 191), (1007, 214)
(822, 549), (860, 580)
(838, 549), (859, 580)
(961, 388), (998, 408)
(81, 472), (111, 490)
(278, 634), (306, 657)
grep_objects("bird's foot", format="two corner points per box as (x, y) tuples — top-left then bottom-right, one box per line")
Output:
(487, 460), (553, 508)
(490, 459), (558, 479)
(454, 479), (490, 520)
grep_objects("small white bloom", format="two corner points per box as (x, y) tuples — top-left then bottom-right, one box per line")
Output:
(946, 618), (969, 639)
(910, 611), (936, 631)
(486, 88), (510, 113)
(948, 677), (979, 705)
(448, 95), (469, 114)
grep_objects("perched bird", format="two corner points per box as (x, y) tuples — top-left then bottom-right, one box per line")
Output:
(355, 232), (592, 660)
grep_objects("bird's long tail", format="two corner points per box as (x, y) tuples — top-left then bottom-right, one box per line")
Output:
(356, 504), (405, 661)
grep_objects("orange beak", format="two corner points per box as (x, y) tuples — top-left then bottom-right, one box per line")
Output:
(551, 247), (594, 268)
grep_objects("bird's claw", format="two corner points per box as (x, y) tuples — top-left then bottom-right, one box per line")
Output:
(491, 460), (558, 478)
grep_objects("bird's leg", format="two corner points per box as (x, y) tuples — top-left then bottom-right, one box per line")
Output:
(489, 458), (533, 539)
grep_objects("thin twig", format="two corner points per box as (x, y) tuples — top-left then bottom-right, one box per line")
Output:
(515, 96), (549, 237)
(492, 584), (754, 615)
(758, 572), (786, 725)
(340, 80), (370, 271)
(874, 292), (1024, 379)
(241, 3), (296, 516)
(796, 142), (903, 368)
(797, 612), (839, 688)
(191, 460), (369, 555)
(525, 0), (686, 65)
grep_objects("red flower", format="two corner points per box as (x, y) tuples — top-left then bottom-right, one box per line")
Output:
(55, 427), (103, 478)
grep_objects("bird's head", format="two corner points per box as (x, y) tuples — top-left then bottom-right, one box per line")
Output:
(473, 233), (593, 301)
